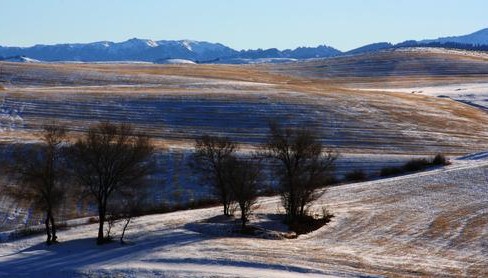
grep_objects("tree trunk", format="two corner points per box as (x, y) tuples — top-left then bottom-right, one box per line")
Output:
(45, 215), (52, 244)
(223, 201), (229, 216)
(240, 204), (246, 230)
(50, 213), (57, 242)
(97, 206), (106, 245)
(120, 218), (131, 244)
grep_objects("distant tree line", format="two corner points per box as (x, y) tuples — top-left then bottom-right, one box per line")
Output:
(395, 41), (488, 52)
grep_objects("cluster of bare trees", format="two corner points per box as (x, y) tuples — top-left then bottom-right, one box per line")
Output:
(5, 122), (154, 245)
(4, 120), (336, 244)
(191, 135), (262, 228)
(192, 122), (337, 228)
(264, 123), (337, 222)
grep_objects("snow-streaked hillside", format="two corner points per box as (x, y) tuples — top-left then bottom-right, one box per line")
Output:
(0, 155), (487, 277)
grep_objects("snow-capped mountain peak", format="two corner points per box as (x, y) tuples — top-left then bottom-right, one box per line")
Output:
(116, 38), (158, 49)
(181, 40), (193, 51)
(146, 39), (158, 48)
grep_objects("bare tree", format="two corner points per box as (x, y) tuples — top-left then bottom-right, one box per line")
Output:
(68, 122), (154, 244)
(224, 156), (262, 229)
(106, 187), (146, 244)
(7, 123), (68, 244)
(263, 122), (337, 222)
(191, 135), (236, 216)
(118, 198), (138, 244)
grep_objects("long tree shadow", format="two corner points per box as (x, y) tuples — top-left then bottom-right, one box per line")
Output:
(0, 228), (210, 276)
(184, 213), (291, 239)
(140, 257), (381, 278)
(142, 257), (326, 274)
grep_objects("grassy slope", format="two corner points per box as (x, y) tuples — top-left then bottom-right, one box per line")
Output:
(1, 48), (488, 154)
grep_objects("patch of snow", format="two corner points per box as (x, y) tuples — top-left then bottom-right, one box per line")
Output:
(156, 59), (196, 65)
(353, 82), (488, 111)
(217, 58), (299, 64)
(1, 56), (40, 63)
(457, 151), (488, 161)
(181, 40), (193, 51)
(146, 40), (158, 48)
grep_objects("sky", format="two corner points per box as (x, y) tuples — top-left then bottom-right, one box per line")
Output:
(0, 0), (487, 51)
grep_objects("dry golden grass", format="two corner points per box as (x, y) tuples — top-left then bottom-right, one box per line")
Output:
(425, 205), (484, 240)
(453, 212), (488, 245)
(1, 49), (488, 155)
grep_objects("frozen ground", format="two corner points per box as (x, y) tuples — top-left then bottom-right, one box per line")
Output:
(0, 154), (486, 277)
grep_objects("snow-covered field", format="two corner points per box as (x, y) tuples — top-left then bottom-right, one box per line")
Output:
(0, 155), (487, 277)
(355, 82), (488, 112)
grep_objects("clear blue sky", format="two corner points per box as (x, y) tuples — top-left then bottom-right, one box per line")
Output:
(1, 0), (486, 51)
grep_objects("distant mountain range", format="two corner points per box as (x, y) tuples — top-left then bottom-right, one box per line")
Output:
(0, 28), (487, 64)
(421, 28), (488, 45)
(345, 28), (488, 55)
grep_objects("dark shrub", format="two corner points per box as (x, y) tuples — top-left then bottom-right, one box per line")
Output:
(344, 169), (368, 182)
(287, 208), (334, 235)
(87, 217), (99, 224)
(380, 155), (448, 179)
(380, 166), (404, 177)
(325, 176), (339, 186)
(260, 186), (278, 197)
(403, 158), (430, 172)
(432, 153), (449, 166)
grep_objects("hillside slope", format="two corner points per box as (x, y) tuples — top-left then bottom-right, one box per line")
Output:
(0, 155), (487, 277)
(1, 49), (488, 155)
(1, 48), (488, 233)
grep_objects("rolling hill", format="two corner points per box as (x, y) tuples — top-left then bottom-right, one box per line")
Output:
(0, 153), (487, 277)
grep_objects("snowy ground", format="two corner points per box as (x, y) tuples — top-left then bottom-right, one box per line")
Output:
(354, 82), (488, 112)
(0, 155), (486, 277)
